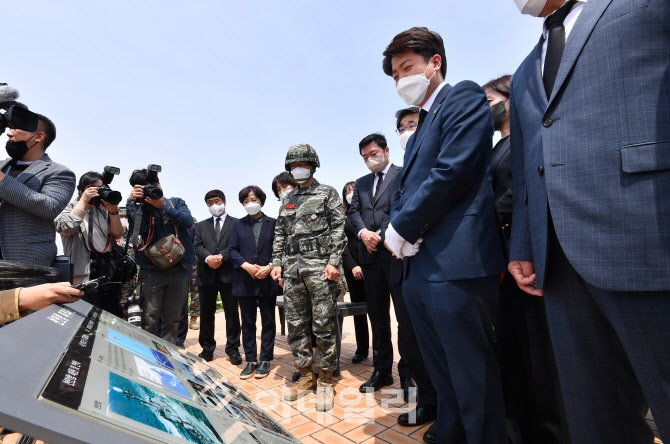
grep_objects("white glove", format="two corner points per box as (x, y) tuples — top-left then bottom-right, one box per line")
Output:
(384, 224), (406, 258)
(401, 237), (422, 257)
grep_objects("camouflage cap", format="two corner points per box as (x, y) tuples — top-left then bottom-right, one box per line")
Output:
(285, 143), (320, 171)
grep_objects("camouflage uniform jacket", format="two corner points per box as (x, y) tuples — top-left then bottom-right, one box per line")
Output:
(272, 179), (346, 278)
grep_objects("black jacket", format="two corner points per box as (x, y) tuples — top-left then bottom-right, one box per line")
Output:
(194, 215), (237, 285)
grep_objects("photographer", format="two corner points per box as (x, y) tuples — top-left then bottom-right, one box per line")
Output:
(0, 113), (76, 266)
(55, 171), (124, 316)
(126, 169), (195, 344)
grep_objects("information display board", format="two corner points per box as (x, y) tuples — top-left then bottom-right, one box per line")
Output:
(36, 305), (298, 444)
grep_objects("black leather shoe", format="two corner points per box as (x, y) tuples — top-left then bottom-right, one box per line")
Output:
(359, 371), (394, 393)
(255, 361), (271, 379)
(352, 353), (367, 364)
(423, 421), (437, 444)
(229, 354), (243, 365)
(199, 351), (214, 362)
(240, 362), (258, 379)
(400, 376), (417, 402)
(398, 404), (437, 427)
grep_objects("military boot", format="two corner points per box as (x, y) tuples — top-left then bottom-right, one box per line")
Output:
(285, 367), (316, 401)
(189, 316), (199, 330)
(316, 369), (335, 412)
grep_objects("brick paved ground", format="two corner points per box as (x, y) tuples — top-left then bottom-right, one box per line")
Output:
(182, 302), (664, 444)
(183, 300), (430, 443)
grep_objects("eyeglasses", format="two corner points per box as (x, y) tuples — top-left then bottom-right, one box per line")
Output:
(396, 124), (417, 135)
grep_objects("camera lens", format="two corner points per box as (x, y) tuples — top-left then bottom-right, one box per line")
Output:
(127, 304), (142, 327)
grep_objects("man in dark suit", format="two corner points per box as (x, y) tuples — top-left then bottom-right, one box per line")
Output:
(509, 1), (670, 442)
(193, 189), (241, 364)
(382, 27), (508, 443)
(349, 133), (437, 427)
(0, 113), (75, 266)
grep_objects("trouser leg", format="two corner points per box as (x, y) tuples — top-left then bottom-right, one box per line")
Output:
(238, 297), (258, 362)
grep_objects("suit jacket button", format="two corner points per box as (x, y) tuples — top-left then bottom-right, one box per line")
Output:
(537, 166), (544, 176)
(400, 188), (405, 194)
(543, 117), (553, 127)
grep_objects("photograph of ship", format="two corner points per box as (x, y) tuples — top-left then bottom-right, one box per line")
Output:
(108, 372), (223, 444)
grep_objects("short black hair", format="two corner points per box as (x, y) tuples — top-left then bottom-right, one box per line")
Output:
(395, 107), (420, 130)
(239, 185), (266, 205)
(271, 172), (297, 199)
(482, 74), (512, 99)
(129, 169), (148, 186)
(358, 133), (387, 155)
(342, 181), (356, 214)
(35, 113), (56, 149)
(204, 189), (225, 203)
(382, 27), (447, 79)
(77, 171), (103, 194)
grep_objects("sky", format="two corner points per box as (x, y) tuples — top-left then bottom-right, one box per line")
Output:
(2, 0), (543, 226)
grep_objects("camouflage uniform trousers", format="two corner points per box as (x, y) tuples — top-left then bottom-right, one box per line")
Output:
(188, 263), (199, 317)
(284, 273), (338, 370)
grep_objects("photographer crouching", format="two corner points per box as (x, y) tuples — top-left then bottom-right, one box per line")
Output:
(126, 166), (195, 344)
(55, 169), (128, 317)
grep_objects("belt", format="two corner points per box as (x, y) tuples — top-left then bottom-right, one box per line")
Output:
(286, 238), (319, 255)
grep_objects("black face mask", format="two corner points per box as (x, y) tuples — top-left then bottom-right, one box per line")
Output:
(491, 100), (508, 130)
(5, 134), (36, 161)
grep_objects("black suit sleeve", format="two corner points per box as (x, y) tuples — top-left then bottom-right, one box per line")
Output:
(194, 223), (210, 262)
(348, 181), (366, 236)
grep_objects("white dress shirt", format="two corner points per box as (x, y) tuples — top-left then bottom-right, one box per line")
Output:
(541, 0), (588, 73)
(372, 162), (392, 197)
(421, 81), (448, 113)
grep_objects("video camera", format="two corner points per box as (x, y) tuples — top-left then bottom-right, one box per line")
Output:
(0, 83), (38, 135)
(141, 164), (163, 202)
(93, 166), (122, 206)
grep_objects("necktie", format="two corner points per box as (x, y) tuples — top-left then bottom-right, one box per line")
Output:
(215, 217), (221, 240)
(543, 0), (576, 99)
(416, 109), (428, 134)
(374, 172), (384, 198)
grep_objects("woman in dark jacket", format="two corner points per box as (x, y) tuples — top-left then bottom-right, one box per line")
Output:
(342, 181), (369, 363)
(484, 75), (566, 444)
(229, 185), (277, 380)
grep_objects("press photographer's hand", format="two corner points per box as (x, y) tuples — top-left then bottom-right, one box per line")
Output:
(80, 187), (99, 205)
(128, 185), (144, 201)
(145, 196), (165, 209)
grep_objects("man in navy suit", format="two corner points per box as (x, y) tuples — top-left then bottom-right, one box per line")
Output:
(509, 1), (670, 442)
(348, 133), (437, 430)
(382, 27), (508, 444)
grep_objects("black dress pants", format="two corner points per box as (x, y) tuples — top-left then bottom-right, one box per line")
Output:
(496, 272), (568, 444)
(343, 268), (369, 356)
(361, 248), (409, 377)
(199, 280), (241, 356)
(238, 295), (276, 363)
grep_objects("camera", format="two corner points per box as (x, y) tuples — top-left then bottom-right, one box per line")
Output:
(142, 164), (163, 201)
(0, 83), (38, 135)
(93, 166), (122, 206)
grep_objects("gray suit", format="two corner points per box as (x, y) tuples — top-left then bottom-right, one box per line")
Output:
(510, 1), (670, 441)
(0, 154), (76, 266)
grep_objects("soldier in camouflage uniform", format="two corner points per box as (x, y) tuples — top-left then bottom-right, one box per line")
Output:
(271, 144), (347, 412)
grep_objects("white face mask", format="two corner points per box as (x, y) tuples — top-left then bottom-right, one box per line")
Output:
(396, 60), (436, 106)
(514, 0), (548, 16)
(244, 202), (262, 216)
(345, 193), (353, 205)
(365, 153), (387, 173)
(279, 189), (293, 200)
(291, 166), (312, 183)
(208, 203), (225, 217)
(399, 130), (415, 151)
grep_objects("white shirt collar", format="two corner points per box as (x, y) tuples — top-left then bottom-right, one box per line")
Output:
(542, 0), (588, 39)
(15, 160), (34, 166)
(421, 81), (447, 113)
(213, 213), (227, 225)
(380, 162), (391, 176)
